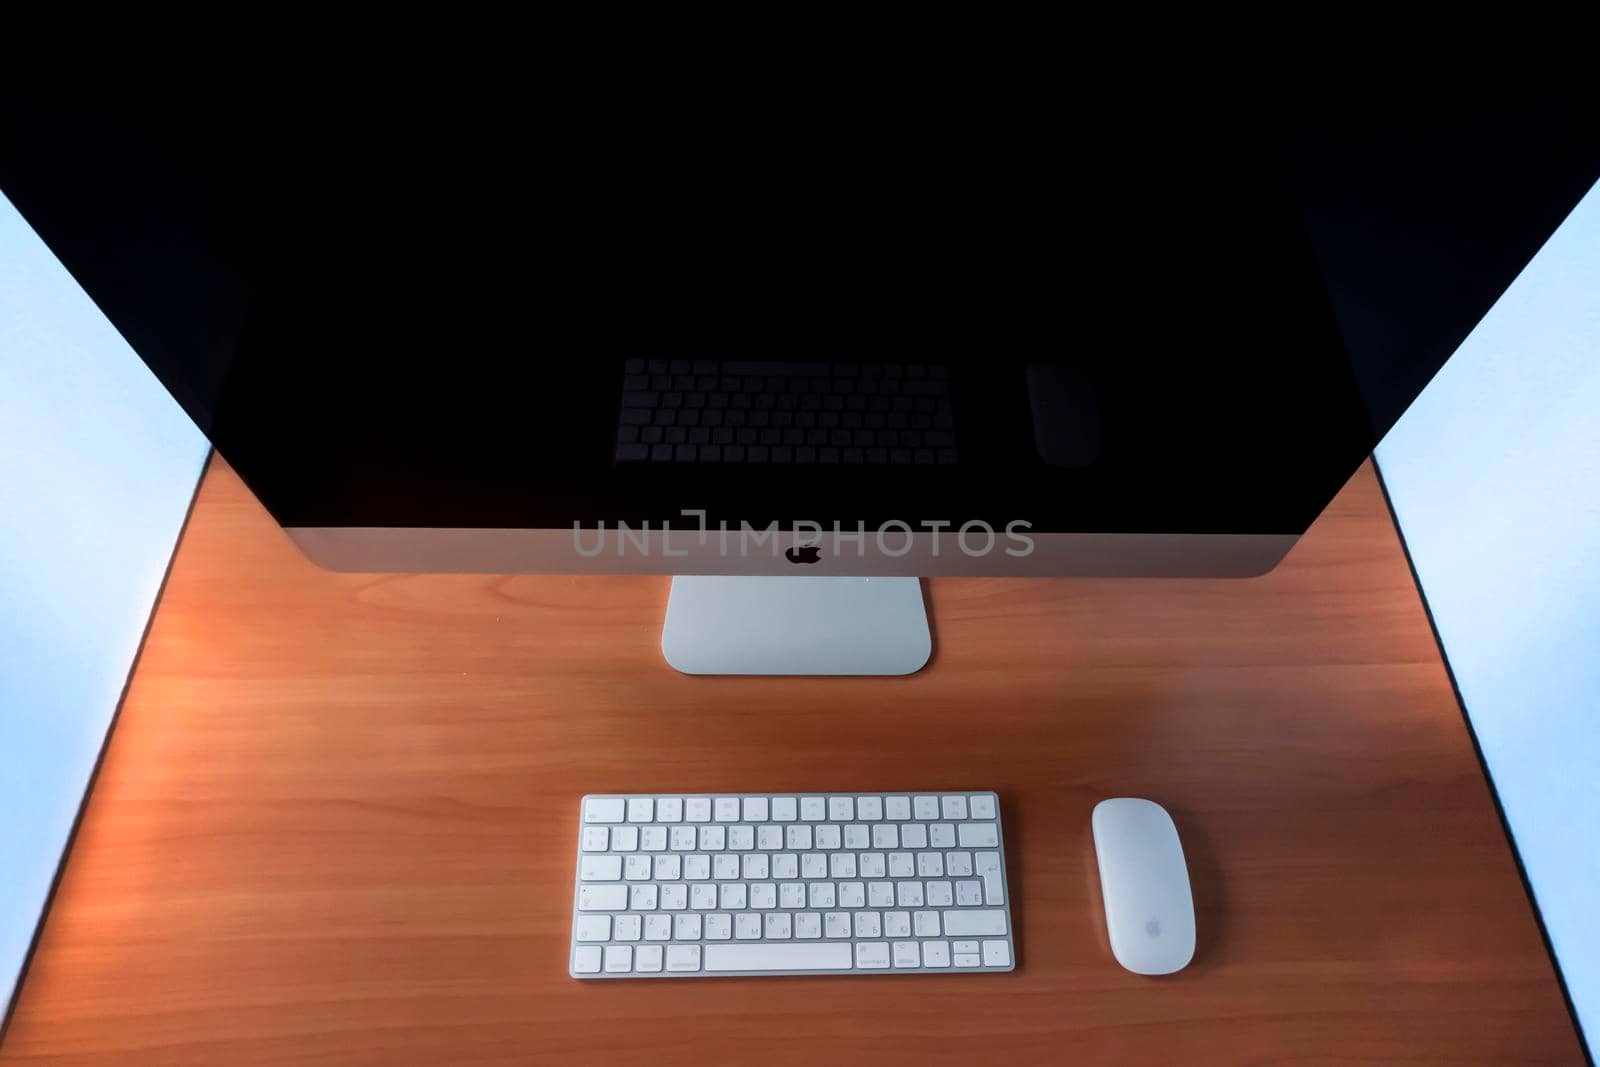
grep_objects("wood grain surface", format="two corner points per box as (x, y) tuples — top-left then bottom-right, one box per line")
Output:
(0, 457), (1582, 1065)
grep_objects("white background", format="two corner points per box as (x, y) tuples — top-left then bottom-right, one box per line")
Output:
(0, 193), (208, 1017)
(1377, 179), (1600, 1053)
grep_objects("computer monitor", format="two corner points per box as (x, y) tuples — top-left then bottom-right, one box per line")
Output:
(4, 56), (1596, 673)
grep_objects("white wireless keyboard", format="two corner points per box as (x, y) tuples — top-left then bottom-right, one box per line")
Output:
(569, 791), (1014, 978)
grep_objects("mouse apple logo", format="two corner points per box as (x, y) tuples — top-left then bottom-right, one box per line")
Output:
(1145, 919), (1161, 938)
(786, 545), (821, 565)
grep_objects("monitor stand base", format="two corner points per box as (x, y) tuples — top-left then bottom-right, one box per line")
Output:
(661, 576), (931, 676)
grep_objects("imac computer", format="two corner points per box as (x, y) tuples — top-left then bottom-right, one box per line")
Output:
(4, 57), (1596, 674)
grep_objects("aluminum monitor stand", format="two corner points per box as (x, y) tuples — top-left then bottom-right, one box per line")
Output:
(661, 576), (931, 676)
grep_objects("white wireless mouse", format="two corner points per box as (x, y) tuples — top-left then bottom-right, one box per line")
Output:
(1091, 798), (1196, 975)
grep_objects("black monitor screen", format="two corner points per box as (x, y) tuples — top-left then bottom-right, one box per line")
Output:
(4, 55), (1596, 535)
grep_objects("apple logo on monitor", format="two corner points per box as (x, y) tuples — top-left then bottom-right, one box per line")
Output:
(785, 545), (821, 565)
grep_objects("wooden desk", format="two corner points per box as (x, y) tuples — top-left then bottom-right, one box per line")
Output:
(1, 458), (1582, 1065)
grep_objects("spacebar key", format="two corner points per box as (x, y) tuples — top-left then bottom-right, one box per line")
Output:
(703, 943), (854, 971)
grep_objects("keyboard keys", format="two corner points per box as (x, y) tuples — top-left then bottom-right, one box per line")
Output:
(575, 916), (610, 941)
(580, 856), (621, 881)
(584, 798), (625, 823)
(854, 942), (891, 969)
(705, 943), (852, 971)
(578, 886), (627, 911)
(976, 852), (1004, 904)
(571, 791), (1010, 979)
(666, 945), (701, 972)
(942, 910), (1008, 936)
(982, 940), (1011, 967)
